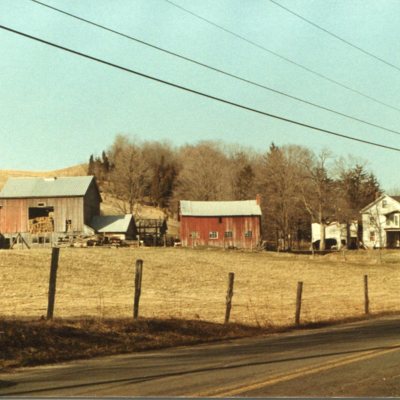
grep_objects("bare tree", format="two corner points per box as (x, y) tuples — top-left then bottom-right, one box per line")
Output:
(334, 157), (381, 248)
(108, 135), (151, 215)
(257, 144), (311, 250)
(231, 151), (256, 200)
(301, 149), (335, 251)
(142, 141), (179, 208)
(365, 204), (385, 263)
(174, 141), (232, 201)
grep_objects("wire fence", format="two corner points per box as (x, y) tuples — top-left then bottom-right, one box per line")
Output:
(2, 248), (400, 326)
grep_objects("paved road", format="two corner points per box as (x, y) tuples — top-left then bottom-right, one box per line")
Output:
(1, 315), (399, 397)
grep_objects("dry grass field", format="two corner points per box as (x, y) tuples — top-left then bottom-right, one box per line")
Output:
(1, 248), (400, 327)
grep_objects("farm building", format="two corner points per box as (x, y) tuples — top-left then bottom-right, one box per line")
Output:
(179, 198), (262, 249)
(89, 214), (137, 240)
(0, 176), (101, 246)
(312, 222), (358, 250)
(360, 194), (400, 248)
(136, 218), (168, 246)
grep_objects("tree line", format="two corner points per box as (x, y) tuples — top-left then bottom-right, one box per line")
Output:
(88, 134), (380, 250)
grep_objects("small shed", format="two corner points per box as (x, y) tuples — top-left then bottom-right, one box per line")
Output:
(136, 218), (168, 246)
(312, 222), (358, 250)
(179, 198), (262, 249)
(89, 214), (137, 240)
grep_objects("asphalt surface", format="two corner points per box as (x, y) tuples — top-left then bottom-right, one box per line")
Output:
(0, 315), (399, 397)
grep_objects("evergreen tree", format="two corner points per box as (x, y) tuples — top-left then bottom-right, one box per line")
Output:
(88, 154), (95, 176)
(151, 156), (178, 208)
(336, 163), (381, 247)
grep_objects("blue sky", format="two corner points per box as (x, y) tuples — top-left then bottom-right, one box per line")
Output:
(1, 0), (400, 190)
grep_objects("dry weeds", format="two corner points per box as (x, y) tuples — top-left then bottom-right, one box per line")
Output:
(0, 318), (268, 369)
(1, 248), (399, 326)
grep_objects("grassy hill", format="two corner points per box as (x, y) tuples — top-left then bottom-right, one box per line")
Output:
(0, 164), (88, 190)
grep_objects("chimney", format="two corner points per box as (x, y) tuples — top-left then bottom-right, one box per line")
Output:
(256, 194), (261, 205)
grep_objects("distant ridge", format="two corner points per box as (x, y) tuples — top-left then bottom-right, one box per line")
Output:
(0, 164), (88, 190)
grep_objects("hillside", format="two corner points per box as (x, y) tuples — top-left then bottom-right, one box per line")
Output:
(0, 164), (88, 189)
(101, 192), (179, 235)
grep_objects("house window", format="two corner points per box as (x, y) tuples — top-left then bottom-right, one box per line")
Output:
(190, 231), (199, 239)
(395, 215), (399, 227)
(224, 231), (233, 238)
(370, 231), (375, 242)
(218, 217), (223, 224)
(369, 216), (376, 224)
(209, 231), (218, 239)
(382, 200), (387, 208)
(244, 230), (253, 238)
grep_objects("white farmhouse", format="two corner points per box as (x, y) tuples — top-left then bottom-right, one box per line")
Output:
(360, 194), (400, 248)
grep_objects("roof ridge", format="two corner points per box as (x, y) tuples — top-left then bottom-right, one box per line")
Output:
(180, 199), (262, 217)
(0, 175), (95, 198)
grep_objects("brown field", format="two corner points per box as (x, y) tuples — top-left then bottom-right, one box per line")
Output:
(1, 248), (400, 326)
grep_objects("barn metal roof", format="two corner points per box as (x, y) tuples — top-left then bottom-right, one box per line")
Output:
(0, 176), (95, 198)
(180, 200), (262, 216)
(89, 214), (134, 233)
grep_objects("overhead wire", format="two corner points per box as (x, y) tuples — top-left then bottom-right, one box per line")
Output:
(269, 0), (400, 73)
(1, 23), (400, 153)
(26, 0), (400, 137)
(164, 0), (400, 114)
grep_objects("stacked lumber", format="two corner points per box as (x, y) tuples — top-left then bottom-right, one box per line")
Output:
(29, 216), (54, 233)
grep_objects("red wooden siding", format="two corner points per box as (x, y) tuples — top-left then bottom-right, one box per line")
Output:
(0, 199), (28, 233)
(0, 197), (85, 233)
(180, 215), (261, 249)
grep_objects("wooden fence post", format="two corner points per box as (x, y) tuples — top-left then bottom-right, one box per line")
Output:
(224, 272), (235, 324)
(295, 281), (303, 327)
(364, 275), (369, 315)
(47, 247), (60, 320)
(133, 259), (143, 320)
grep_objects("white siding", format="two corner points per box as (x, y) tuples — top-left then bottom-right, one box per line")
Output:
(312, 222), (357, 249)
(361, 195), (400, 248)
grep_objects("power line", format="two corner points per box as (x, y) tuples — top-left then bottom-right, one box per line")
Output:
(1, 24), (400, 153)
(269, 0), (400, 73)
(164, 0), (400, 114)
(27, 0), (400, 137)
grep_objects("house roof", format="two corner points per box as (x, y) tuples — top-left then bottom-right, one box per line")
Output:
(180, 200), (262, 217)
(90, 214), (134, 233)
(0, 176), (97, 198)
(360, 194), (400, 213)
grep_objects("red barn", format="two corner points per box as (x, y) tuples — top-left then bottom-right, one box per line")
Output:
(179, 197), (262, 249)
